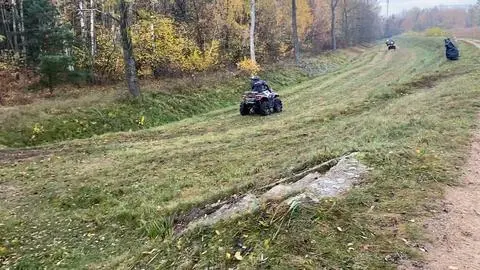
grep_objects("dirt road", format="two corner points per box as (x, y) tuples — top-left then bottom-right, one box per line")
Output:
(423, 40), (480, 270)
(424, 122), (480, 269)
(458, 39), (480, 49)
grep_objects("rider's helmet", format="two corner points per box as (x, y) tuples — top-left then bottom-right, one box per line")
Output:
(250, 76), (261, 88)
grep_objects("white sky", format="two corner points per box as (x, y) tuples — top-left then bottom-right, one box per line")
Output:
(379, 0), (478, 16)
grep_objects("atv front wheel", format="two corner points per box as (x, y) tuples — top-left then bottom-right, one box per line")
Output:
(256, 100), (271, 116)
(240, 103), (250, 116)
(274, 98), (283, 113)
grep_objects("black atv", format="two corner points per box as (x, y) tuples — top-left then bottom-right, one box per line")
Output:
(240, 89), (283, 116)
(386, 39), (396, 50)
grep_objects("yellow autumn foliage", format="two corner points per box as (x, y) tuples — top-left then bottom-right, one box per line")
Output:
(93, 27), (124, 80)
(425, 27), (449, 37)
(131, 14), (220, 75)
(237, 58), (261, 75)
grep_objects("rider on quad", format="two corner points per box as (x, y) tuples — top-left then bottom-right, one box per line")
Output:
(386, 39), (396, 50)
(240, 76), (282, 116)
(251, 76), (272, 93)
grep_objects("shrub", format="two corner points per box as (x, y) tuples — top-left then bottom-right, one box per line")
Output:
(181, 40), (220, 73)
(0, 50), (23, 70)
(93, 27), (124, 81)
(39, 54), (73, 93)
(425, 27), (449, 37)
(236, 58), (261, 76)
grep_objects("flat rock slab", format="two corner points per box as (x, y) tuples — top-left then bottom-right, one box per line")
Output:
(186, 194), (260, 232)
(183, 154), (368, 233)
(262, 154), (368, 203)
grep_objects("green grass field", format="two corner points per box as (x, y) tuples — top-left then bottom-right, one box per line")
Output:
(1, 36), (480, 269)
(0, 52), (347, 148)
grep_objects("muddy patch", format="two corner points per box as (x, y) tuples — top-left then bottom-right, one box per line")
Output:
(0, 148), (53, 165)
(393, 71), (470, 96)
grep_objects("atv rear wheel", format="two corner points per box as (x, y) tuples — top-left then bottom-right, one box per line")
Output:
(256, 100), (271, 116)
(274, 98), (283, 113)
(240, 103), (250, 116)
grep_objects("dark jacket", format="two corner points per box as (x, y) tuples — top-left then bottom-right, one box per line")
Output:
(252, 80), (271, 92)
(445, 39), (459, 60)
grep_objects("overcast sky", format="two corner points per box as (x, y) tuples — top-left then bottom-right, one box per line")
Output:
(379, 0), (477, 16)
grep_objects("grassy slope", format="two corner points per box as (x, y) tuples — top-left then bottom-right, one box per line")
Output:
(0, 53), (347, 148)
(1, 36), (480, 269)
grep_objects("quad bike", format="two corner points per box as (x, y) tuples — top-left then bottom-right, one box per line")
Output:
(386, 40), (396, 50)
(240, 89), (283, 116)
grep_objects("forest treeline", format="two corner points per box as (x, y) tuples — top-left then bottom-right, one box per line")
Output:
(386, 2), (480, 36)
(0, 0), (479, 96)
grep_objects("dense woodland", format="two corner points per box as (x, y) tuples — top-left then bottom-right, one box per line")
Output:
(0, 0), (479, 97)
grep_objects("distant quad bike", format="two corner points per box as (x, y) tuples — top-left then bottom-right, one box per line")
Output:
(240, 89), (283, 116)
(386, 39), (396, 50)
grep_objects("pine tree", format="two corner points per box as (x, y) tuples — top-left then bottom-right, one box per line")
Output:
(23, 0), (74, 64)
(24, 0), (77, 92)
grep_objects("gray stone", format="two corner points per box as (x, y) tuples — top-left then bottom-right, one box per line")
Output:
(181, 153), (368, 234)
(264, 154), (368, 205)
(186, 194), (260, 231)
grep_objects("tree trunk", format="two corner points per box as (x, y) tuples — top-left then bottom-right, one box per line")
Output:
(342, 0), (349, 46)
(1, 7), (14, 50)
(191, 0), (205, 52)
(18, 0), (26, 57)
(291, 0), (300, 64)
(119, 0), (141, 97)
(249, 0), (256, 63)
(11, 0), (18, 53)
(331, 0), (339, 51)
(90, 0), (96, 56)
(79, 0), (86, 40)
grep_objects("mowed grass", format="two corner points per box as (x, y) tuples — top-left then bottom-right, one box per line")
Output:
(1, 36), (480, 269)
(0, 53), (347, 147)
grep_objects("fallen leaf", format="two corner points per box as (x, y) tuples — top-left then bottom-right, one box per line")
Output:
(234, 251), (243, 261)
(263, 239), (270, 249)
